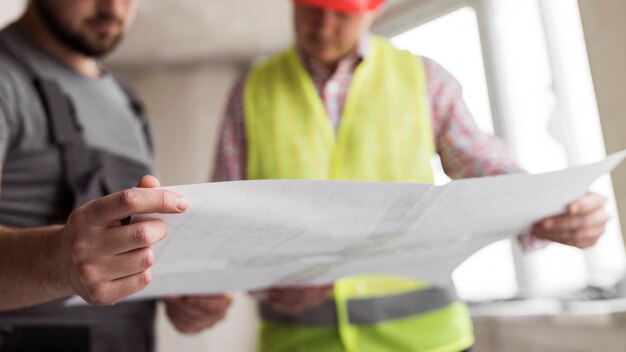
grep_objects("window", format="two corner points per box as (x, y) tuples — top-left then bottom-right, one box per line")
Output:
(391, 7), (494, 135)
(390, 6), (517, 301)
(379, 0), (625, 301)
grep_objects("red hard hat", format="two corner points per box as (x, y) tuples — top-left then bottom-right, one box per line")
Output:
(293, 0), (386, 14)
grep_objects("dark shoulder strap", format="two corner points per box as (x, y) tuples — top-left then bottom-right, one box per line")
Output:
(112, 75), (155, 155)
(0, 34), (38, 80)
(0, 35), (84, 147)
(0, 34), (154, 211)
(0, 35), (101, 211)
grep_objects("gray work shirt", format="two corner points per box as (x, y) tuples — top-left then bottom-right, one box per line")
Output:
(0, 23), (153, 226)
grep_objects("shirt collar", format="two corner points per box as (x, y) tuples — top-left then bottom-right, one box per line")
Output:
(297, 34), (371, 79)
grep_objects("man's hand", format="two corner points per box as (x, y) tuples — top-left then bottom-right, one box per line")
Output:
(532, 192), (610, 249)
(61, 175), (187, 305)
(164, 295), (233, 334)
(259, 285), (333, 316)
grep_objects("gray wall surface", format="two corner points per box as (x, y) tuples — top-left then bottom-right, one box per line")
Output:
(578, 0), (626, 243)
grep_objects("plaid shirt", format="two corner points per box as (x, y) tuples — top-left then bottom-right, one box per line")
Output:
(212, 40), (545, 250)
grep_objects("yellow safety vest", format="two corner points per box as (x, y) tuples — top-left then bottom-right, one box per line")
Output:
(245, 36), (474, 352)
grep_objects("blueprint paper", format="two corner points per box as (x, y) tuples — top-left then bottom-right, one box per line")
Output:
(70, 151), (626, 303)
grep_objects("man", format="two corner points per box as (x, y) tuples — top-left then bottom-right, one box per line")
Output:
(213, 0), (610, 351)
(0, 0), (231, 350)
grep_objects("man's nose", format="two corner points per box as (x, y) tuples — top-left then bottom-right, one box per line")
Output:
(314, 10), (339, 39)
(96, 0), (128, 19)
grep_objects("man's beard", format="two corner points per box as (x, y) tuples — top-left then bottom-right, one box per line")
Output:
(35, 0), (124, 58)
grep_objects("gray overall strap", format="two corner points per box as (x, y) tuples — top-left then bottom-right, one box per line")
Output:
(0, 37), (153, 209)
(0, 37), (101, 210)
(0, 36), (85, 148)
(113, 76), (155, 155)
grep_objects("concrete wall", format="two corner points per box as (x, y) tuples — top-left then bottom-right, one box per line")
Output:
(115, 64), (240, 185)
(473, 313), (626, 351)
(578, 0), (626, 243)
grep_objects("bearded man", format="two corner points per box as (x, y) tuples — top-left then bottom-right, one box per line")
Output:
(0, 1), (231, 351)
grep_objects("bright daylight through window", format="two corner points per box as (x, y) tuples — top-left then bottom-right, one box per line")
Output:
(389, 0), (625, 302)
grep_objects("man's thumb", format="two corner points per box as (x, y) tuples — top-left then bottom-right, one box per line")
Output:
(137, 175), (161, 189)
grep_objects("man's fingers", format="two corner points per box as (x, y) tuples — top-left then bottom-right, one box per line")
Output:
(539, 210), (610, 233)
(567, 192), (606, 215)
(187, 295), (233, 315)
(266, 286), (331, 316)
(536, 225), (605, 248)
(165, 298), (208, 321)
(110, 269), (153, 302)
(84, 188), (188, 226)
(78, 247), (155, 283)
(85, 269), (152, 306)
(537, 192), (608, 231)
(167, 298), (227, 323)
(559, 229), (603, 248)
(166, 306), (205, 334)
(137, 175), (161, 189)
(164, 297), (229, 334)
(95, 220), (168, 255)
(107, 247), (156, 281)
(167, 308), (197, 332)
(165, 295), (232, 319)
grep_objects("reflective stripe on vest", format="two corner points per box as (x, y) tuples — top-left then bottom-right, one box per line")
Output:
(260, 286), (457, 326)
(246, 36), (474, 352)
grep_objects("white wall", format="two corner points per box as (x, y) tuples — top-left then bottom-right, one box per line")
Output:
(116, 64), (239, 185)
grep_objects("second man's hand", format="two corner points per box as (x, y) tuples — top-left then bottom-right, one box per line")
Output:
(260, 285), (334, 316)
(532, 192), (610, 248)
(164, 295), (233, 334)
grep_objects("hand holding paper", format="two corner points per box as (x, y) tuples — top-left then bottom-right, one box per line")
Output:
(532, 192), (610, 248)
(67, 151), (626, 305)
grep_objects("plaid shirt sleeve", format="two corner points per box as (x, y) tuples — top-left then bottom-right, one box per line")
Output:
(423, 57), (547, 250)
(212, 72), (248, 182)
(422, 57), (522, 178)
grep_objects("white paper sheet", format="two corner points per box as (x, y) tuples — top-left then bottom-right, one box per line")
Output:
(72, 151), (626, 303)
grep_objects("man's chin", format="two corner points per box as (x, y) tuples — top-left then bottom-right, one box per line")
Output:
(77, 35), (123, 57)
(317, 54), (347, 66)
(305, 50), (339, 64)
